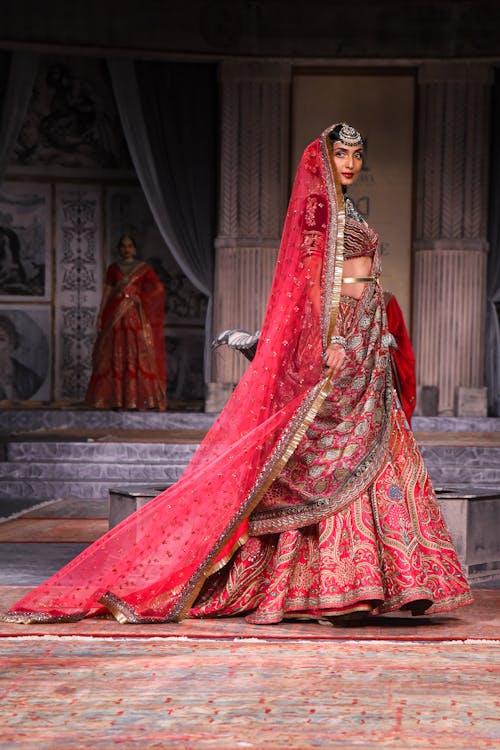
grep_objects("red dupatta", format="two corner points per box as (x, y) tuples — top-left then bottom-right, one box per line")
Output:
(3, 127), (347, 624)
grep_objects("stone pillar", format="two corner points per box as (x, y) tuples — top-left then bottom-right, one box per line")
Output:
(413, 63), (493, 415)
(206, 61), (292, 410)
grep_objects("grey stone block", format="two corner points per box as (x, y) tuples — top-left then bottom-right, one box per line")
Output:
(436, 487), (500, 582)
(109, 484), (171, 528)
(455, 387), (488, 418)
(415, 385), (439, 416)
(204, 382), (235, 412)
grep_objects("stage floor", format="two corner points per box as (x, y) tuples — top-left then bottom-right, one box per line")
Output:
(1, 498), (499, 749)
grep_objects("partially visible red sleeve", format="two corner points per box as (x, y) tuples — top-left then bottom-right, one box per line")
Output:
(385, 293), (417, 423)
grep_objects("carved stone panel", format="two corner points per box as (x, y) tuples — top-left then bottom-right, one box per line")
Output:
(54, 185), (102, 400)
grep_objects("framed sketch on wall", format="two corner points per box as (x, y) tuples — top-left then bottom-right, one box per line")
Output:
(8, 56), (133, 179)
(0, 305), (51, 402)
(0, 182), (52, 301)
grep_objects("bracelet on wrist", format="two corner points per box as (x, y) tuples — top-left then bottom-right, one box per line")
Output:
(329, 335), (346, 348)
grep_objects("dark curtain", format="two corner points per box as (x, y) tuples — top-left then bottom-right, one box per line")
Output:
(486, 68), (500, 415)
(0, 51), (10, 103)
(108, 59), (217, 381)
(135, 60), (217, 302)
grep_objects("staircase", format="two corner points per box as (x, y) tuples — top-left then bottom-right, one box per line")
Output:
(0, 410), (499, 505)
(0, 408), (216, 503)
(412, 416), (500, 489)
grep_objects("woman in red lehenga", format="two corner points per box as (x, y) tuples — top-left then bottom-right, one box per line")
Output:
(2, 123), (472, 625)
(85, 234), (167, 411)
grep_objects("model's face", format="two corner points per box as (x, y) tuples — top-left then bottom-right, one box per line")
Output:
(119, 238), (136, 260)
(332, 142), (364, 186)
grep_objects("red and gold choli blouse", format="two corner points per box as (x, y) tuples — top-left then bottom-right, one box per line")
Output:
(343, 197), (378, 259)
(300, 193), (378, 260)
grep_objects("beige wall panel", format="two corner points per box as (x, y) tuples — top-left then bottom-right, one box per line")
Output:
(292, 73), (415, 328)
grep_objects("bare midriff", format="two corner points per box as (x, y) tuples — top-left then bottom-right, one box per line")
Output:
(341, 256), (373, 299)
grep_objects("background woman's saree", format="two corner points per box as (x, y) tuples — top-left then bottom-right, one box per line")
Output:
(86, 261), (167, 411)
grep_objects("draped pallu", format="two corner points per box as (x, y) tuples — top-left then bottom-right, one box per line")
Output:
(3, 127), (471, 624)
(85, 261), (167, 412)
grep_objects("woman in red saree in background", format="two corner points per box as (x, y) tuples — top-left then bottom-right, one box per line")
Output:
(2, 123), (472, 625)
(85, 234), (167, 411)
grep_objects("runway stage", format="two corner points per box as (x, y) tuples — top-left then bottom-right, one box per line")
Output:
(0, 411), (499, 747)
(0, 501), (499, 749)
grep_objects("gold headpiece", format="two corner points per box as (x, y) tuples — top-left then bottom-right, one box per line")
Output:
(337, 123), (363, 147)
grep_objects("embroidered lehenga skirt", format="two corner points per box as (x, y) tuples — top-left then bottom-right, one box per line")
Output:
(191, 295), (472, 623)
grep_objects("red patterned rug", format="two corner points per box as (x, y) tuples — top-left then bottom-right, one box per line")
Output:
(0, 636), (498, 749)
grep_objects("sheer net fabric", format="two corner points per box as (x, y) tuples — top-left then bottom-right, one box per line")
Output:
(3, 131), (344, 623)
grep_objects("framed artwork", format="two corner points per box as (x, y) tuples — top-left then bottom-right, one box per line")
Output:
(0, 182), (52, 301)
(8, 56), (133, 179)
(0, 305), (51, 401)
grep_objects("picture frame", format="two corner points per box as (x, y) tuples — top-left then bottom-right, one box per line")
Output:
(7, 56), (133, 180)
(0, 305), (52, 401)
(0, 182), (52, 302)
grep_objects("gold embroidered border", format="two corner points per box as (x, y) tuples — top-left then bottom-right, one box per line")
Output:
(249, 353), (394, 536)
(320, 128), (345, 351)
(173, 374), (336, 621)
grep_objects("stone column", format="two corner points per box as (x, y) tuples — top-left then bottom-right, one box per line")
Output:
(206, 61), (292, 411)
(413, 63), (493, 416)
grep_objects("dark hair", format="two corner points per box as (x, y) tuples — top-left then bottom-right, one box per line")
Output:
(0, 315), (19, 349)
(117, 234), (137, 250)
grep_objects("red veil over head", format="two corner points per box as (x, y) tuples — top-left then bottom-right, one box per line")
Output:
(5, 126), (351, 623)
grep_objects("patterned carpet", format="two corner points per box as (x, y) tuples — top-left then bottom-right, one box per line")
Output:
(1, 636), (498, 749)
(1, 502), (499, 748)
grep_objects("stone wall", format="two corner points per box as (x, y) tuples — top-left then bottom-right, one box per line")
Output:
(2, 1), (500, 59)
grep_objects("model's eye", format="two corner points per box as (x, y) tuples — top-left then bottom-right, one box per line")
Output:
(354, 153), (363, 160)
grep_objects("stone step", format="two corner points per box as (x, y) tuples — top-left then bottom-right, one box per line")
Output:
(412, 416), (500, 432)
(4, 441), (199, 463)
(0, 408), (217, 432)
(0, 458), (188, 499)
(419, 445), (500, 487)
(427, 467), (500, 487)
(4, 439), (498, 466)
(0, 480), (167, 501)
(0, 460), (187, 483)
(0, 410), (498, 503)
